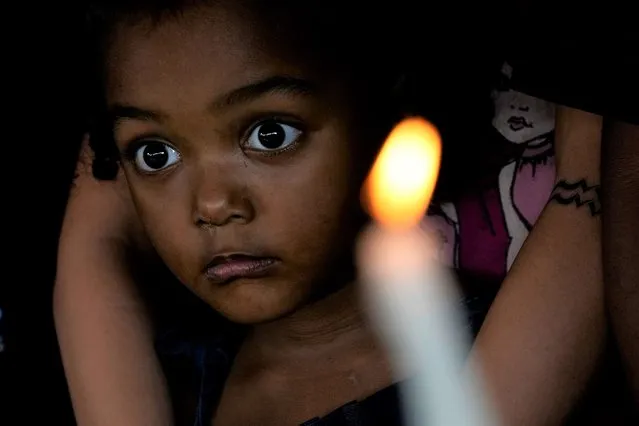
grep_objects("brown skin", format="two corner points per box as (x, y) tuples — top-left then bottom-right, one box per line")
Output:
(55, 141), (173, 426)
(106, 4), (393, 425)
(471, 107), (605, 426)
(602, 120), (639, 406)
(109, 5), (361, 324)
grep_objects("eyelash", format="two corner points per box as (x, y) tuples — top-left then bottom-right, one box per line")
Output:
(240, 115), (306, 155)
(119, 115), (307, 165)
(121, 133), (168, 164)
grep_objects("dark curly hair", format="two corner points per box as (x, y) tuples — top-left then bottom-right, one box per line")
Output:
(83, 0), (422, 180)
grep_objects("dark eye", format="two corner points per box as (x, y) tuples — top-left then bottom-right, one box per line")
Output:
(245, 121), (303, 152)
(133, 141), (181, 172)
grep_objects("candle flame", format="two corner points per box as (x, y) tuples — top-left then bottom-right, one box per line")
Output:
(365, 117), (441, 229)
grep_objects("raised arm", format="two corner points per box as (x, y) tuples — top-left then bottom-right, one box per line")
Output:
(54, 140), (172, 426)
(471, 106), (605, 426)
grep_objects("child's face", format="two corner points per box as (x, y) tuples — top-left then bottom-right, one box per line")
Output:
(105, 4), (368, 324)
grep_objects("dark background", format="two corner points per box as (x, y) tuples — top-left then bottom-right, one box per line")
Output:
(1, 1), (635, 424)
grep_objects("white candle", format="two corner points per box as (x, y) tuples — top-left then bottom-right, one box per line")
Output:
(357, 118), (497, 426)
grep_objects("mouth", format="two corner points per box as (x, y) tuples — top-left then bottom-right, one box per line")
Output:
(507, 116), (532, 131)
(203, 253), (279, 284)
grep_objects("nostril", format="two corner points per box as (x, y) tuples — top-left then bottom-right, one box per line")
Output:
(196, 216), (214, 228)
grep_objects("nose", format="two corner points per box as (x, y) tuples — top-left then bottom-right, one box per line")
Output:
(191, 167), (255, 228)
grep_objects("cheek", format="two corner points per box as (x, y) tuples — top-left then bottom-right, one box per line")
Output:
(126, 177), (202, 283)
(256, 136), (361, 262)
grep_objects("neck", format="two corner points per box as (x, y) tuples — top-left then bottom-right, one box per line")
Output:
(522, 133), (553, 158)
(247, 283), (375, 359)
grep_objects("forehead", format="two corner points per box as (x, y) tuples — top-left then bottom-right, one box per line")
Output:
(105, 4), (309, 107)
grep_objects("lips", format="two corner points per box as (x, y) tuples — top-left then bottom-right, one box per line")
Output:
(204, 254), (278, 284)
(507, 116), (532, 131)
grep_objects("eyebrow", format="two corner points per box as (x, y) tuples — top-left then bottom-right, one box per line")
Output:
(109, 105), (165, 125)
(209, 75), (317, 111)
(108, 75), (317, 126)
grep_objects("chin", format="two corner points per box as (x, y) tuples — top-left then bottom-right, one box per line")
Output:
(498, 129), (528, 145)
(204, 278), (305, 325)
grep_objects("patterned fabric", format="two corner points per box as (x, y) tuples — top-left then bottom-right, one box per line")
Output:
(426, 62), (557, 280)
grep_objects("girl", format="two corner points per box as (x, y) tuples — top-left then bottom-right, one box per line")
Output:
(61, 2), (412, 424)
(55, 1), (606, 425)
